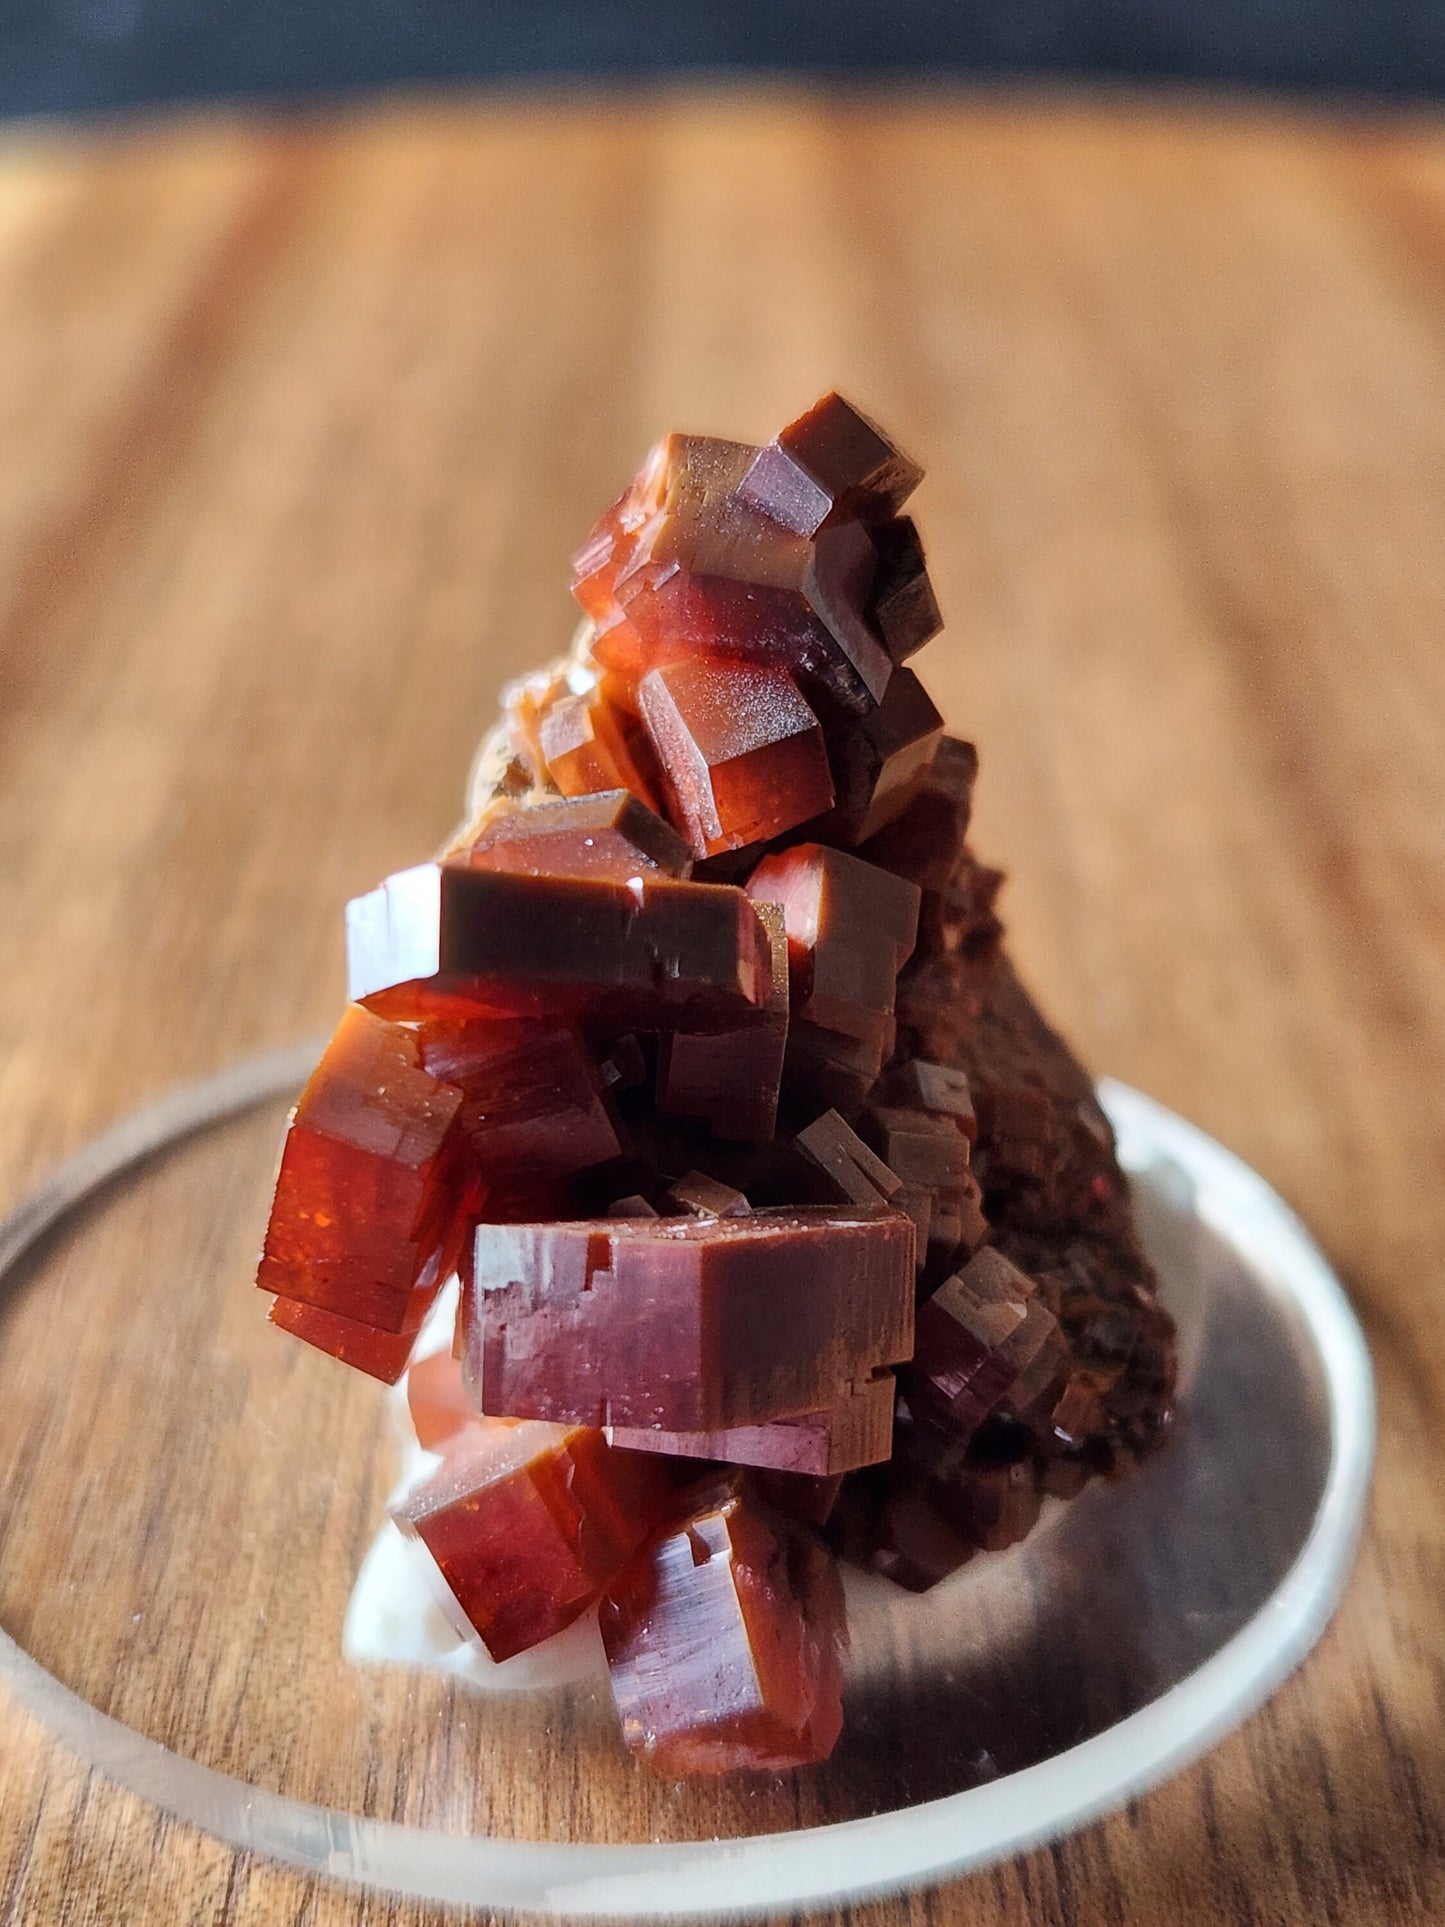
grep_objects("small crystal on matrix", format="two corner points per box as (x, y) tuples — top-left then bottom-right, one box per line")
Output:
(600, 1478), (847, 1774)
(638, 657), (835, 857)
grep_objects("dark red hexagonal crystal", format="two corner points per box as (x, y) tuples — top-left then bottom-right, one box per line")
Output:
(639, 657), (835, 858)
(393, 1419), (669, 1662)
(346, 864), (775, 1027)
(463, 1204), (914, 1432)
(600, 1478), (847, 1773)
(737, 392), (923, 535)
(460, 790), (691, 882)
(257, 1005), (465, 1334)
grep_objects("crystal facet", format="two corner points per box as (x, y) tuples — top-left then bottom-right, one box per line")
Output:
(462, 790), (690, 882)
(347, 865), (774, 1025)
(601, 1479), (847, 1773)
(463, 1205), (914, 1432)
(393, 1419), (667, 1661)
(738, 393), (924, 535)
(639, 658), (835, 857)
(257, 1005), (465, 1334)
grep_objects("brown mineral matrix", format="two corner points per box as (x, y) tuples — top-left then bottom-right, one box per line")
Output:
(894, 916), (1178, 1476)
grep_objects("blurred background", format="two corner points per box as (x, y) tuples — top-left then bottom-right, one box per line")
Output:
(3, 0), (1445, 118)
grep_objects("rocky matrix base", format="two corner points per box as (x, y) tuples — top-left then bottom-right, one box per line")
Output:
(256, 395), (1177, 1775)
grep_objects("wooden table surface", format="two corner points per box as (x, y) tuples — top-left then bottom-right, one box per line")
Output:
(0, 86), (1441, 1927)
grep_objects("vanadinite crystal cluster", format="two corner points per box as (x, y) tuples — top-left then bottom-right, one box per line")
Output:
(257, 395), (1177, 1775)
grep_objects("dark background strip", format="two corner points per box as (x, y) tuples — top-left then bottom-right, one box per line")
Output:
(4, 0), (1445, 121)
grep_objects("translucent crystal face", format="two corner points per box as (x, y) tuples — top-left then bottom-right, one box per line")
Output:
(638, 657), (835, 858)
(254, 393), (1178, 1776)
(600, 1481), (848, 1776)
(393, 1420), (668, 1663)
(462, 1206), (915, 1433)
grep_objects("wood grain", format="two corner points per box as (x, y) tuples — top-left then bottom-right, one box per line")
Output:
(0, 88), (1441, 1925)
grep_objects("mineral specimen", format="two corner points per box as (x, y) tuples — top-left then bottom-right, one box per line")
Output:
(257, 393), (1177, 1777)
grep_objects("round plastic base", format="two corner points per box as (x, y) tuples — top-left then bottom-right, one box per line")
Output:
(0, 1046), (1373, 1918)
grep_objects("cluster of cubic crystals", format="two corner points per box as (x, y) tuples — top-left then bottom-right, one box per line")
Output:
(257, 395), (1177, 1776)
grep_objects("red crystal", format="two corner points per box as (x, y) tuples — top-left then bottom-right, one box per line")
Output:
(268, 1294), (427, 1384)
(573, 426), (895, 714)
(606, 1193), (659, 1218)
(538, 686), (660, 810)
(746, 842), (920, 1042)
(737, 392), (923, 535)
(608, 1373), (895, 1475)
(656, 898), (789, 1143)
(781, 1011), (896, 1119)
(889, 1056), (977, 1134)
(595, 567), (863, 712)
(795, 1108), (903, 1207)
(837, 1465), (979, 1593)
(800, 519), (892, 702)
(822, 667), (945, 846)
(864, 1105), (969, 1190)
(407, 1347), (478, 1450)
(867, 515), (943, 664)
(905, 1269), (1022, 1443)
(463, 1205), (914, 1432)
(625, 435), (799, 586)
(857, 734), (977, 891)
(414, 1018), (623, 1183)
(460, 789), (690, 881)
(639, 657), (835, 857)
(659, 1170), (752, 1218)
(897, 1249), (1064, 1508)
(257, 1005), (465, 1333)
(393, 1419), (668, 1661)
(600, 1479), (846, 1773)
(346, 864), (774, 1026)
(502, 662), (570, 784)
